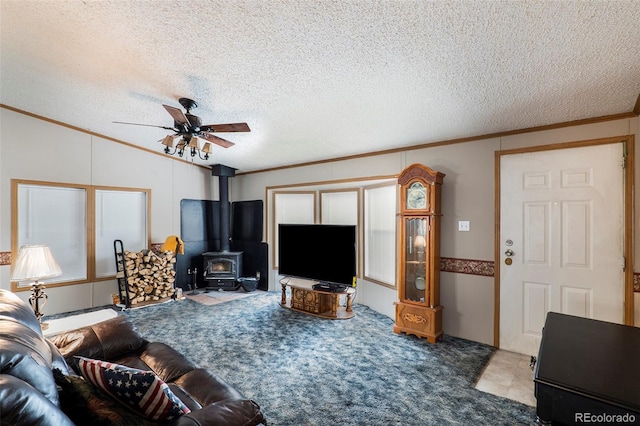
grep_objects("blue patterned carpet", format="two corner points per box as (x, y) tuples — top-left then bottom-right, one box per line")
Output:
(119, 291), (536, 425)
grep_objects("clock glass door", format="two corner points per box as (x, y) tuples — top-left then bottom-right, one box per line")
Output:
(404, 217), (428, 303)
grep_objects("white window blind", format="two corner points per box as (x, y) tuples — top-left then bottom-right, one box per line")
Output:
(273, 192), (315, 267)
(364, 184), (397, 286)
(321, 191), (358, 225)
(95, 189), (148, 277)
(16, 184), (87, 283)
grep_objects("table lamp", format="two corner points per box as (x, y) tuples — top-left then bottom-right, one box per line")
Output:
(10, 244), (62, 329)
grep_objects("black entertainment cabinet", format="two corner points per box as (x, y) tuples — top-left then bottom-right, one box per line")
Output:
(534, 312), (640, 425)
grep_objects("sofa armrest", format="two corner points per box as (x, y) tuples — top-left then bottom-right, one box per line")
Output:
(49, 315), (144, 368)
(173, 398), (266, 426)
(0, 374), (74, 426)
(0, 326), (60, 405)
(173, 368), (244, 405)
(0, 289), (43, 334)
(47, 339), (71, 375)
(138, 341), (198, 382)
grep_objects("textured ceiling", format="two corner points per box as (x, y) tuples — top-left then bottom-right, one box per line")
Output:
(1, 0), (639, 172)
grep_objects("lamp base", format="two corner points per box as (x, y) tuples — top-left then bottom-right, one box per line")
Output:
(28, 282), (49, 328)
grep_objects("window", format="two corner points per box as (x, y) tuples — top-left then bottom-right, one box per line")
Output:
(267, 176), (397, 288)
(364, 183), (397, 287)
(94, 188), (149, 278)
(14, 182), (88, 285)
(272, 191), (316, 268)
(320, 190), (359, 225)
(321, 190), (360, 276)
(11, 180), (150, 290)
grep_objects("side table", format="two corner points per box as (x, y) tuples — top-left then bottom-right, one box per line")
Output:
(280, 278), (355, 319)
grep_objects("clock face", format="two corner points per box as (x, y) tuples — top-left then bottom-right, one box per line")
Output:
(406, 182), (427, 209)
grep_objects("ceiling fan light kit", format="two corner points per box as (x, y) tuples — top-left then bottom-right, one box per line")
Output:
(160, 135), (177, 147)
(188, 136), (201, 150)
(116, 97), (250, 162)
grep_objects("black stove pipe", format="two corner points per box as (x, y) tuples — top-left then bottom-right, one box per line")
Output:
(218, 175), (230, 252)
(211, 164), (236, 252)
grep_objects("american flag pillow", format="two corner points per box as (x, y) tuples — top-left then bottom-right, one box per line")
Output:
(76, 356), (191, 421)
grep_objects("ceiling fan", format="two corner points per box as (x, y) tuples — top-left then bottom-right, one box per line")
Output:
(114, 97), (250, 160)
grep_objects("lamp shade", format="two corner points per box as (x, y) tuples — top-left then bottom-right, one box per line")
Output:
(160, 135), (176, 147)
(10, 245), (62, 283)
(188, 136), (201, 149)
(413, 235), (426, 248)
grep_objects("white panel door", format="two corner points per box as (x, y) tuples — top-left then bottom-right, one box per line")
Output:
(500, 143), (625, 356)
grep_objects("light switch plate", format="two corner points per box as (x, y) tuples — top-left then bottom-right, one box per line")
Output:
(458, 221), (470, 231)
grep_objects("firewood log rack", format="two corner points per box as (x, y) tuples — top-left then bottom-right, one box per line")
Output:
(113, 239), (132, 308)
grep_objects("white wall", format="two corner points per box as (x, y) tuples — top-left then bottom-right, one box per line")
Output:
(234, 117), (640, 345)
(2, 106), (638, 343)
(0, 107), (214, 314)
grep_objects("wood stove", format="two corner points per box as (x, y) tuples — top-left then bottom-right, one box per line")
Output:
(203, 251), (242, 290)
(201, 165), (243, 291)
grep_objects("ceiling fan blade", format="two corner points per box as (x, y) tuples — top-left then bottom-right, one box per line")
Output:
(200, 122), (250, 133)
(162, 104), (190, 126)
(113, 121), (175, 131)
(201, 132), (235, 148)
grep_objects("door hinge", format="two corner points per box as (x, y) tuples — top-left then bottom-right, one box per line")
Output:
(622, 256), (626, 271)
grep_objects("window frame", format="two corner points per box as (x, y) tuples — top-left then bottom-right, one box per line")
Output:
(363, 182), (398, 289)
(271, 191), (317, 269)
(11, 180), (90, 289)
(11, 179), (151, 291)
(93, 185), (151, 281)
(320, 188), (361, 277)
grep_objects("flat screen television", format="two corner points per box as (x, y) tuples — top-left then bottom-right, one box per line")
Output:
(278, 224), (356, 289)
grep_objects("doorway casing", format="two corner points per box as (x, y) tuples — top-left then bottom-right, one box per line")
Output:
(494, 135), (635, 348)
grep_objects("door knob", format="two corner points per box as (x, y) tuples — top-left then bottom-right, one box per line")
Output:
(505, 249), (514, 257)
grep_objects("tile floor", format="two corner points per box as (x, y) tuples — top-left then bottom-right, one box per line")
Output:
(43, 308), (118, 337)
(186, 290), (259, 305)
(475, 350), (537, 407)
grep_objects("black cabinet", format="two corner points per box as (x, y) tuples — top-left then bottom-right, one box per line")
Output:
(534, 312), (640, 425)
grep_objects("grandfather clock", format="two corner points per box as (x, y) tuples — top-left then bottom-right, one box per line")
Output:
(394, 163), (445, 343)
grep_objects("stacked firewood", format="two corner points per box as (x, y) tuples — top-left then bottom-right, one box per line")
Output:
(122, 249), (176, 305)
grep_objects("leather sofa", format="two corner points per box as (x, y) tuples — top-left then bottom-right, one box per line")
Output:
(0, 289), (266, 425)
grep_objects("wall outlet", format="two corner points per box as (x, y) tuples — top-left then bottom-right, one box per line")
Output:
(458, 221), (470, 232)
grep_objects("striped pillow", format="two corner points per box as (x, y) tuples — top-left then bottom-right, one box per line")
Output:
(76, 356), (191, 421)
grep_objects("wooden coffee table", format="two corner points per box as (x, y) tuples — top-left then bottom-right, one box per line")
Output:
(280, 278), (355, 319)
